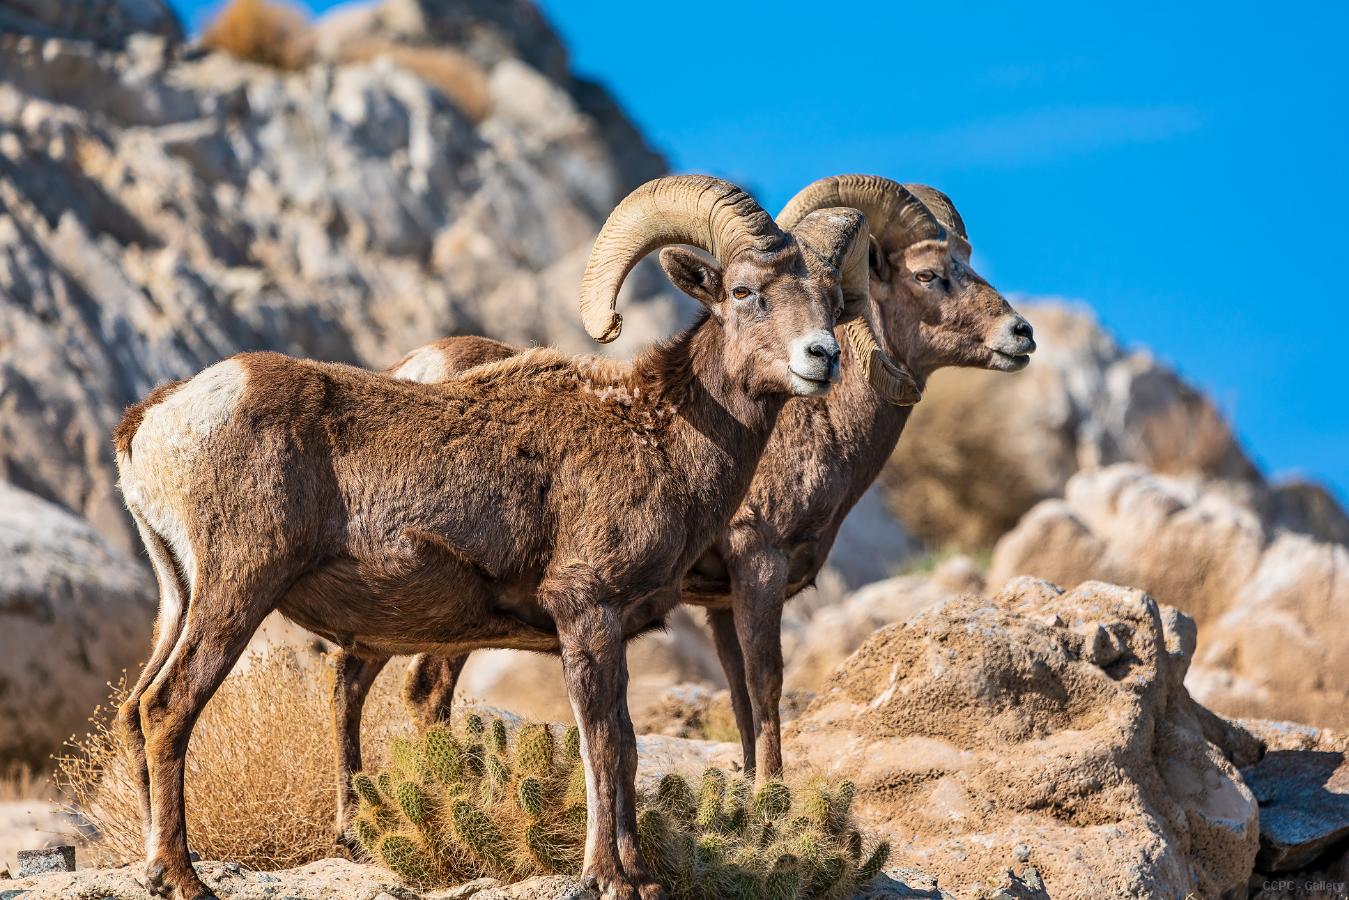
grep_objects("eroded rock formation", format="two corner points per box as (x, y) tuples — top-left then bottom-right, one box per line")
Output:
(787, 577), (1260, 899)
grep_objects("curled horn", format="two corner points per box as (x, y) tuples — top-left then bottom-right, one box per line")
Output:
(903, 183), (972, 255)
(777, 176), (929, 405)
(578, 175), (784, 343)
(777, 174), (945, 248)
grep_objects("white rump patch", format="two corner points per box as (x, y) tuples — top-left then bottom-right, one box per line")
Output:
(391, 346), (451, 383)
(120, 358), (249, 596)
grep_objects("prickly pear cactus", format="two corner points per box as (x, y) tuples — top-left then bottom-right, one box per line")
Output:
(351, 716), (888, 898)
(349, 714), (584, 886)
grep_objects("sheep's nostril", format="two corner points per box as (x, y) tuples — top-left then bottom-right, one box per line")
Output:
(808, 342), (840, 365)
(1012, 319), (1034, 340)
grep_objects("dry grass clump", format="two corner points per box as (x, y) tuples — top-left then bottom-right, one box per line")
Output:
(339, 38), (492, 123)
(881, 367), (1057, 551)
(1137, 398), (1238, 476)
(635, 688), (741, 744)
(55, 650), (413, 869)
(202, 0), (314, 71)
(352, 717), (889, 898)
(0, 763), (48, 802)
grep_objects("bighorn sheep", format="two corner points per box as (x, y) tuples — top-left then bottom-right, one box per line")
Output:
(113, 175), (915, 900)
(328, 177), (1035, 821)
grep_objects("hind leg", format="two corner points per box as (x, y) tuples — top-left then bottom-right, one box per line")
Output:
(332, 650), (389, 849)
(119, 509), (189, 840)
(401, 652), (468, 727)
(141, 577), (278, 900)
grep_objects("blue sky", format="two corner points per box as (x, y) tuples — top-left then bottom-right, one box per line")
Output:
(171, 0), (1349, 498)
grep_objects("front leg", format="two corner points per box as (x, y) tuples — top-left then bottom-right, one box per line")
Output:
(727, 546), (789, 783)
(548, 588), (662, 900)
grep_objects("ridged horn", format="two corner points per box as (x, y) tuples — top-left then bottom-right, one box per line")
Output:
(835, 223), (921, 406)
(578, 175), (784, 343)
(777, 174), (945, 248)
(903, 183), (971, 255)
(778, 177), (928, 406)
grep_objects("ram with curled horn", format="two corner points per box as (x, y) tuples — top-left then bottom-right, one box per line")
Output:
(111, 174), (909, 900)
(323, 175), (1037, 807)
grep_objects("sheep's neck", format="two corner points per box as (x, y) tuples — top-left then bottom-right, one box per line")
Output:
(634, 316), (787, 531)
(819, 316), (928, 494)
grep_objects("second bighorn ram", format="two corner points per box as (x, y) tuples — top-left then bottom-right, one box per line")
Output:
(113, 175), (915, 900)
(329, 177), (1036, 812)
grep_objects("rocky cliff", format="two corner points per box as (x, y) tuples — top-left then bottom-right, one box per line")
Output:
(0, 0), (688, 765)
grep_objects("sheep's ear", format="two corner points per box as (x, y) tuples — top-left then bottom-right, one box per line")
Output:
(868, 235), (891, 283)
(659, 247), (723, 309)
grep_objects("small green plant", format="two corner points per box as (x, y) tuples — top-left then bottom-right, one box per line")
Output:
(352, 719), (889, 898)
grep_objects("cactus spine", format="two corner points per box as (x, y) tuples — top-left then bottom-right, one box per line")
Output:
(395, 781), (429, 829)
(377, 833), (436, 887)
(518, 775), (545, 820)
(515, 724), (555, 775)
(424, 726), (464, 785)
(451, 798), (509, 870)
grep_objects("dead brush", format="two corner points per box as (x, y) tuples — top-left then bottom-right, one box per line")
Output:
(338, 37), (493, 123)
(202, 0), (314, 71)
(0, 763), (48, 802)
(55, 650), (414, 869)
(1136, 397), (1237, 476)
(353, 717), (890, 898)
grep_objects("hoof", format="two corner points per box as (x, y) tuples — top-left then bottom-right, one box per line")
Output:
(146, 863), (169, 898)
(598, 881), (640, 900)
(334, 831), (360, 857)
(146, 860), (218, 900)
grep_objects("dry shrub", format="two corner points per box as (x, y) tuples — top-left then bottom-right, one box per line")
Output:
(55, 650), (414, 869)
(881, 367), (1064, 551)
(202, 0), (314, 71)
(0, 763), (48, 802)
(339, 37), (492, 123)
(634, 688), (738, 744)
(1137, 398), (1237, 476)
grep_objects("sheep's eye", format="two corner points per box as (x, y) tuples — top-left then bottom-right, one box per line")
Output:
(915, 270), (938, 284)
(731, 287), (752, 300)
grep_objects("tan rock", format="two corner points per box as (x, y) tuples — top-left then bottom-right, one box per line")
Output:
(991, 464), (1349, 727)
(787, 577), (1259, 899)
(0, 482), (153, 766)
(0, 799), (84, 876)
(781, 554), (981, 692)
(0, 857), (530, 898)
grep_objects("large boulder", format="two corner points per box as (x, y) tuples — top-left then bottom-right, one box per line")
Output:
(780, 554), (982, 693)
(990, 464), (1349, 728)
(787, 577), (1260, 899)
(0, 481), (153, 766)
